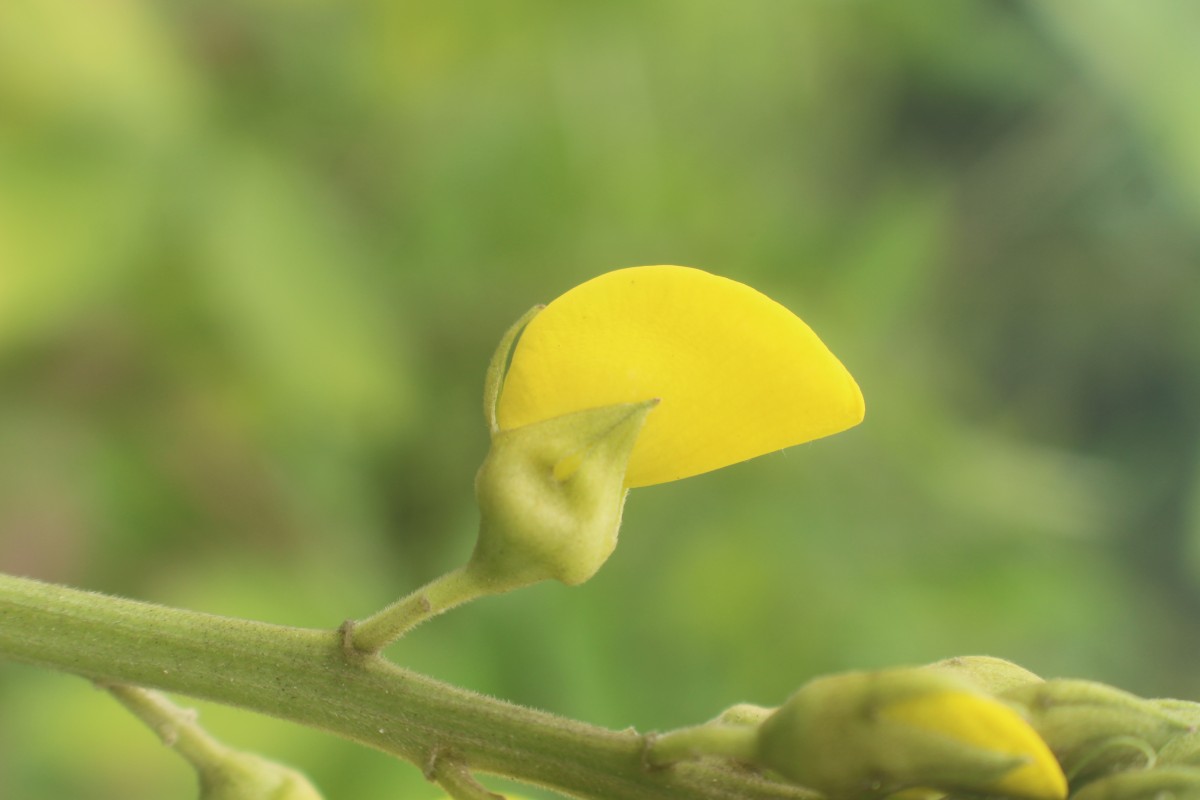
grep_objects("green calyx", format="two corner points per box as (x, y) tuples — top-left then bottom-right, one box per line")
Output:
(923, 655), (1045, 694)
(1070, 766), (1200, 800)
(470, 400), (657, 592)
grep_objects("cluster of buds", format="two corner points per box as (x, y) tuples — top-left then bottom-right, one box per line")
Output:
(998, 670), (1200, 800)
(649, 657), (1200, 800)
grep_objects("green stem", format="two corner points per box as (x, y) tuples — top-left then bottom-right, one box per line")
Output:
(348, 566), (491, 654)
(105, 684), (232, 767)
(105, 684), (324, 798)
(646, 723), (760, 767)
(432, 756), (505, 800)
(0, 573), (811, 800)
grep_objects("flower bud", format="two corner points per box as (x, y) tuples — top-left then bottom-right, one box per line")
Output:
(755, 668), (1066, 800)
(1153, 701), (1200, 768)
(1160, 733), (1200, 769)
(1070, 767), (1200, 800)
(924, 655), (1044, 694)
(1153, 698), (1200, 727)
(1002, 680), (1192, 782)
(469, 401), (656, 592)
(198, 751), (324, 800)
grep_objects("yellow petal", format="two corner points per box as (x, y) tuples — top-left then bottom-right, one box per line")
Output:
(883, 690), (1068, 800)
(496, 265), (864, 488)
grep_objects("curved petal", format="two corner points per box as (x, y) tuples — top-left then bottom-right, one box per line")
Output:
(883, 690), (1068, 800)
(496, 265), (864, 488)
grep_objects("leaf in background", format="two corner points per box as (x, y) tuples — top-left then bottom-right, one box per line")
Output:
(0, 0), (196, 357)
(1033, 2), (1200, 219)
(191, 146), (414, 443)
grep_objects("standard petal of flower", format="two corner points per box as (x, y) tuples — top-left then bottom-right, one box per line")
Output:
(495, 265), (865, 488)
(882, 690), (1068, 800)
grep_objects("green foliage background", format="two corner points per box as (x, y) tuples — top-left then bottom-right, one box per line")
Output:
(3, 1), (1200, 798)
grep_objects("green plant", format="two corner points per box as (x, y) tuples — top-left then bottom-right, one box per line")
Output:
(4, 267), (1194, 800)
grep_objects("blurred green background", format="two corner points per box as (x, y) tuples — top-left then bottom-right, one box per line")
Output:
(3, 1), (1200, 798)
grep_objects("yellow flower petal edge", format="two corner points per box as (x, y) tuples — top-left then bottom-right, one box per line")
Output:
(882, 690), (1068, 800)
(495, 265), (865, 488)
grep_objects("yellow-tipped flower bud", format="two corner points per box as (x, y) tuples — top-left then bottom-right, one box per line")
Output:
(755, 668), (1066, 800)
(470, 401), (656, 591)
(1070, 767), (1200, 800)
(1002, 680), (1192, 781)
(923, 655), (1044, 695)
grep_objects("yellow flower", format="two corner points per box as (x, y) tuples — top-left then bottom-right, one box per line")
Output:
(495, 265), (864, 488)
(350, 266), (866, 650)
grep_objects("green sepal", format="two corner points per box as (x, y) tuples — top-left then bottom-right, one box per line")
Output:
(923, 655), (1044, 695)
(470, 400), (656, 592)
(1071, 766), (1200, 800)
(483, 305), (542, 433)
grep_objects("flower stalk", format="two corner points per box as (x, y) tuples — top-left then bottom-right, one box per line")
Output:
(430, 756), (506, 800)
(346, 567), (491, 654)
(105, 685), (324, 799)
(645, 722), (760, 767)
